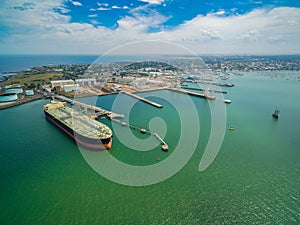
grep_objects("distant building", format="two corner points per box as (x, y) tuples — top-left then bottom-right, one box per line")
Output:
(53, 69), (63, 72)
(50, 80), (74, 88)
(61, 84), (79, 93)
(25, 90), (34, 96)
(75, 78), (96, 86)
(111, 85), (122, 92)
(5, 84), (22, 89)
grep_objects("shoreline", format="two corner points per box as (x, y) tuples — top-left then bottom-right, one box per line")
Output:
(0, 93), (44, 110)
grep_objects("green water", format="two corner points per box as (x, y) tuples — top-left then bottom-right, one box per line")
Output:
(0, 72), (299, 224)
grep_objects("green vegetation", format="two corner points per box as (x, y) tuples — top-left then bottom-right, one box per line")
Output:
(123, 61), (179, 71)
(4, 71), (63, 87)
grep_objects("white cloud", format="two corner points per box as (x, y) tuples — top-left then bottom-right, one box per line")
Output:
(88, 14), (97, 18)
(153, 7), (300, 54)
(55, 6), (70, 14)
(69, 0), (82, 7)
(0, 2), (299, 55)
(240, 29), (261, 41)
(139, 0), (164, 5)
(90, 19), (100, 25)
(214, 9), (226, 16)
(97, 2), (109, 7)
(97, 7), (111, 11)
(268, 35), (282, 41)
(112, 5), (121, 9)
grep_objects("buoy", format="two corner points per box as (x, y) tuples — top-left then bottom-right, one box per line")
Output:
(157, 157), (160, 161)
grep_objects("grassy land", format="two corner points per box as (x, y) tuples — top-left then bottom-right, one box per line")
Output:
(3, 71), (63, 87)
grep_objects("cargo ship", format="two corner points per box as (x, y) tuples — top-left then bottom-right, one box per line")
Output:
(44, 100), (112, 150)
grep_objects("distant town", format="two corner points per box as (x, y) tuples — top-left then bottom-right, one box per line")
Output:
(0, 55), (299, 109)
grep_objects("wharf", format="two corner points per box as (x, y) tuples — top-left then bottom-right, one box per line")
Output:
(186, 80), (234, 87)
(54, 95), (124, 119)
(120, 91), (163, 108)
(167, 88), (216, 100)
(182, 86), (227, 94)
(110, 117), (168, 151)
(198, 81), (235, 87)
(133, 87), (167, 93)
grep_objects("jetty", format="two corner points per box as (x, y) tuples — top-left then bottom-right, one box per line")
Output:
(120, 91), (163, 108)
(153, 132), (168, 151)
(54, 95), (124, 119)
(110, 117), (168, 151)
(181, 86), (227, 94)
(167, 88), (216, 100)
(183, 80), (234, 87)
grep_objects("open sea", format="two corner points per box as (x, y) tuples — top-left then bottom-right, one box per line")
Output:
(0, 55), (299, 224)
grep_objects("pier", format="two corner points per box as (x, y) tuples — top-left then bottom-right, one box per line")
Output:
(184, 80), (234, 87)
(110, 117), (168, 151)
(120, 91), (163, 108)
(54, 95), (124, 119)
(181, 86), (227, 94)
(197, 81), (235, 87)
(167, 88), (216, 100)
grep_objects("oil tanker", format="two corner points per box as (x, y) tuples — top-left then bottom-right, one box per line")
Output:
(44, 100), (112, 150)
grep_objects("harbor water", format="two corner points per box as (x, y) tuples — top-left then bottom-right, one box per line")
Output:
(0, 70), (300, 224)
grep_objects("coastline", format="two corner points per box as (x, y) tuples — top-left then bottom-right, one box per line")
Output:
(0, 92), (44, 110)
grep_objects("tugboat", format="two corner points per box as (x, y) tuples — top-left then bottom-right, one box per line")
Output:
(272, 108), (280, 119)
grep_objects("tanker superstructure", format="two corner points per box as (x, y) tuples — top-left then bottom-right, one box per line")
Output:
(44, 100), (112, 150)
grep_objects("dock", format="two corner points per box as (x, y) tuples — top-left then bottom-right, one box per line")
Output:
(152, 132), (168, 151)
(120, 91), (163, 108)
(181, 86), (227, 94)
(110, 117), (168, 151)
(197, 81), (235, 87)
(167, 88), (216, 100)
(54, 95), (124, 119)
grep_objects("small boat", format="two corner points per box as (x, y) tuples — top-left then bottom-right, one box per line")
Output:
(140, 128), (146, 133)
(224, 99), (231, 104)
(221, 76), (230, 80)
(161, 144), (168, 151)
(272, 108), (280, 119)
(229, 127), (235, 131)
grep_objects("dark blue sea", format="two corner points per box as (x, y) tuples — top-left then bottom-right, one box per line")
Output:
(0, 55), (99, 73)
(0, 54), (171, 74)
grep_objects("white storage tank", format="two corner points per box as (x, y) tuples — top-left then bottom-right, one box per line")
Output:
(5, 88), (23, 94)
(25, 90), (34, 96)
(0, 93), (18, 102)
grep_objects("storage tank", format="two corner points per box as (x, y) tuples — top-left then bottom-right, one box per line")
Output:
(5, 88), (23, 94)
(0, 93), (18, 102)
(25, 90), (34, 96)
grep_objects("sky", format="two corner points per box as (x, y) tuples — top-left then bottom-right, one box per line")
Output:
(0, 0), (299, 55)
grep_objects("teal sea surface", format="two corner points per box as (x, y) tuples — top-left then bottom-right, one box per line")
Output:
(0, 71), (300, 224)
